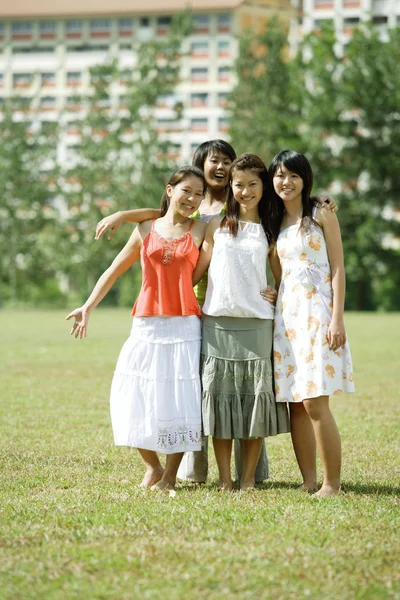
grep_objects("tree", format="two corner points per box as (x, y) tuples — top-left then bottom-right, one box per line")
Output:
(0, 99), (59, 306)
(228, 16), (302, 162)
(297, 23), (400, 309)
(60, 12), (192, 303)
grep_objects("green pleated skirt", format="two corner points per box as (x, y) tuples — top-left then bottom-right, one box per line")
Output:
(201, 316), (290, 439)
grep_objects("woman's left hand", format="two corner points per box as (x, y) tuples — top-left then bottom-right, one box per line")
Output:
(327, 317), (346, 351)
(322, 196), (338, 212)
(260, 286), (278, 305)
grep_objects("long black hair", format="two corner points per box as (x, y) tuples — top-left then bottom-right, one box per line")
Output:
(160, 166), (206, 217)
(221, 153), (272, 243)
(268, 150), (315, 242)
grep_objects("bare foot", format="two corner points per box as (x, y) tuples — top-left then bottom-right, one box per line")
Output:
(140, 467), (164, 488)
(218, 481), (233, 492)
(151, 479), (175, 491)
(313, 485), (341, 498)
(298, 482), (318, 493)
(240, 480), (256, 491)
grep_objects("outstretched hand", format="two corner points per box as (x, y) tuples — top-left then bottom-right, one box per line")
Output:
(95, 213), (123, 240)
(65, 306), (90, 339)
(260, 286), (278, 306)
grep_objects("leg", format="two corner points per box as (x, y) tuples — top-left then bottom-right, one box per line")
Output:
(213, 438), (233, 491)
(152, 452), (184, 490)
(137, 449), (164, 487)
(289, 403), (318, 492)
(241, 438), (263, 490)
(303, 396), (341, 497)
(176, 437), (209, 483)
(234, 439), (269, 483)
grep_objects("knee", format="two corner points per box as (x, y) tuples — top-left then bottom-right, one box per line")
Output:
(303, 397), (328, 421)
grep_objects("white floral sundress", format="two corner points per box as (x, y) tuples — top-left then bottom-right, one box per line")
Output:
(273, 220), (355, 402)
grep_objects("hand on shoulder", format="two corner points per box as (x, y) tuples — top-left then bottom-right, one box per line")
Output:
(314, 204), (339, 230)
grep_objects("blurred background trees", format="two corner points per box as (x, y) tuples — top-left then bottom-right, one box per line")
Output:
(1, 15), (399, 310)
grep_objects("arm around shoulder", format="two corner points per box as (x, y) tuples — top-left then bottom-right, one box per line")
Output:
(192, 216), (221, 285)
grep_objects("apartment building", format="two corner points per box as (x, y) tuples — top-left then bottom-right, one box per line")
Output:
(0, 0), (296, 163)
(291, 0), (400, 52)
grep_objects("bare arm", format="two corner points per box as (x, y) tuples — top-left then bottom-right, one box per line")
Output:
(66, 225), (144, 338)
(269, 244), (282, 289)
(316, 208), (346, 351)
(192, 217), (221, 285)
(95, 208), (161, 240)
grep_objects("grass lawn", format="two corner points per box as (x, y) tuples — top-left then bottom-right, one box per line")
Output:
(0, 309), (399, 600)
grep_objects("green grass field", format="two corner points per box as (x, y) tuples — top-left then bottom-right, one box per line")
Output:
(1, 310), (399, 600)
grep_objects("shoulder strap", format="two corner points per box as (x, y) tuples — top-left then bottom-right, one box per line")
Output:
(188, 219), (195, 231)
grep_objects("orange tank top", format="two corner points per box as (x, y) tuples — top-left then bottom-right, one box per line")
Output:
(132, 220), (201, 317)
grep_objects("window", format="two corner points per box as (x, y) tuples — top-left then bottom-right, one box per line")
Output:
(119, 18), (133, 35)
(191, 93), (208, 107)
(66, 20), (82, 34)
(217, 40), (230, 56)
(372, 15), (388, 24)
(193, 14), (209, 32)
(41, 72), (56, 86)
(13, 72), (32, 86)
(90, 19), (111, 35)
(13, 46), (54, 53)
(191, 67), (208, 82)
(218, 66), (230, 81)
(0, 23), (5, 35)
(344, 17), (360, 25)
(157, 16), (172, 26)
(40, 21), (56, 33)
(218, 92), (228, 107)
(69, 44), (108, 52)
(191, 118), (208, 132)
(217, 13), (232, 31)
(0, 73), (3, 86)
(140, 18), (150, 27)
(191, 41), (209, 56)
(12, 22), (32, 34)
(67, 71), (81, 85)
(40, 96), (57, 109)
(218, 117), (229, 132)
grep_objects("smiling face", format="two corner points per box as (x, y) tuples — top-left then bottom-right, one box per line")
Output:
(203, 151), (233, 191)
(272, 164), (304, 205)
(230, 169), (263, 212)
(166, 175), (204, 217)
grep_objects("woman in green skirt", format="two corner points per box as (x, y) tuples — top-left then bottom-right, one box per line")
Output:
(193, 153), (290, 491)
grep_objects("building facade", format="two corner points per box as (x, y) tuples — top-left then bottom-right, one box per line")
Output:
(291, 0), (400, 52)
(0, 0), (296, 163)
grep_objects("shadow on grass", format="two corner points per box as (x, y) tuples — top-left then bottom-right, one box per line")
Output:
(178, 480), (400, 496)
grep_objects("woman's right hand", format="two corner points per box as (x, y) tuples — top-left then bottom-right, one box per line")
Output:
(65, 306), (90, 339)
(95, 211), (123, 240)
(260, 286), (278, 305)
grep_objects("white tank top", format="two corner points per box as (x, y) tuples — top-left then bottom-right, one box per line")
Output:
(202, 222), (275, 319)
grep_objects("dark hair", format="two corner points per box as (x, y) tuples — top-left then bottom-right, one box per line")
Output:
(221, 153), (272, 242)
(268, 150), (314, 242)
(192, 139), (236, 171)
(160, 166), (206, 217)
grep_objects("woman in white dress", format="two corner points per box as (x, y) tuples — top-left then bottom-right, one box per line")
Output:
(268, 150), (355, 497)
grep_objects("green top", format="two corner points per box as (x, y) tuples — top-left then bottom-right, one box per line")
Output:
(192, 205), (226, 306)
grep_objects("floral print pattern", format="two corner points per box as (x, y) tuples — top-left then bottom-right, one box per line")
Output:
(274, 223), (355, 402)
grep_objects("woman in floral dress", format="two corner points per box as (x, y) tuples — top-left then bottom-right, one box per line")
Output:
(268, 150), (355, 497)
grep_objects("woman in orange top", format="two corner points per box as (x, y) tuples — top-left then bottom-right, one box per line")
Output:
(66, 166), (207, 490)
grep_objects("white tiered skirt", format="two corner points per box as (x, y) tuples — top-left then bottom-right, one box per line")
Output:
(110, 316), (202, 454)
